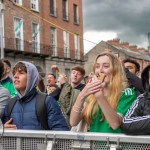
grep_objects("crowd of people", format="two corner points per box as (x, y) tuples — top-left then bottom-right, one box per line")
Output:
(0, 51), (150, 135)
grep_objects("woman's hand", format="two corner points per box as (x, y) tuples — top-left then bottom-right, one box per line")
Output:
(89, 74), (106, 100)
(81, 75), (103, 98)
(94, 82), (106, 99)
(4, 118), (17, 129)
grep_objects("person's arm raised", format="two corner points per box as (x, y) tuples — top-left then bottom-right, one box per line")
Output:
(70, 79), (102, 126)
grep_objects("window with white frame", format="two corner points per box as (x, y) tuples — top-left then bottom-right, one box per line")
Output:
(73, 4), (79, 24)
(13, 0), (22, 5)
(50, 27), (57, 56)
(14, 18), (23, 51)
(31, 0), (39, 12)
(65, 68), (70, 80)
(50, 0), (57, 17)
(63, 31), (69, 58)
(32, 23), (40, 53)
(74, 34), (80, 60)
(62, 0), (69, 20)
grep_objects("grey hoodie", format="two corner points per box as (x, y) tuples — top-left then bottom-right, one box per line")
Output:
(14, 61), (39, 98)
(0, 84), (10, 118)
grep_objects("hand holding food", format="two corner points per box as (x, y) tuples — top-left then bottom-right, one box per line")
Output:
(51, 65), (60, 73)
(97, 73), (105, 82)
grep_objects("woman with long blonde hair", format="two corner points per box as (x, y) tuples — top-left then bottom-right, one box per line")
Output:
(70, 52), (136, 133)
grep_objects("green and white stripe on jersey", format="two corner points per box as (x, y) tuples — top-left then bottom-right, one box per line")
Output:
(124, 88), (134, 95)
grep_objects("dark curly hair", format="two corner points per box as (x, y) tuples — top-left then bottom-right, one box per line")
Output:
(123, 58), (140, 72)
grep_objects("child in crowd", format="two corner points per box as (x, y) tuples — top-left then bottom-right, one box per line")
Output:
(3, 61), (69, 130)
(47, 84), (58, 95)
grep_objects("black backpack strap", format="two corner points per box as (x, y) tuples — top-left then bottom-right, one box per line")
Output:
(7, 97), (17, 118)
(36, 92), (49, 130)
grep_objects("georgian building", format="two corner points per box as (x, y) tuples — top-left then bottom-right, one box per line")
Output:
(0, 0), (84, 77)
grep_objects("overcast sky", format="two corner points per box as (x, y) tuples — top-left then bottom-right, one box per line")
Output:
(82, 0), (150, 53)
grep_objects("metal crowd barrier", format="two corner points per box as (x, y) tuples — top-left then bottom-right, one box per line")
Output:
(0, 130), (150, 150)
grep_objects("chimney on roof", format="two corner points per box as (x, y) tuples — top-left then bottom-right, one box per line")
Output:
(138, 48), (145, 53)
(107, 38), (120, 45)
(129, 45), (138, 51)
(144, 49), (149, 54)
(120, 42), (129, 48)
(138, 48), (149, 54)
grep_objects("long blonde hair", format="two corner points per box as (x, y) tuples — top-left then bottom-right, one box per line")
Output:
(82, 52), (126, 124)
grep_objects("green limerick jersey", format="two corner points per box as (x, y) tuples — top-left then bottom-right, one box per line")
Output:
(89, 88), (136, 133)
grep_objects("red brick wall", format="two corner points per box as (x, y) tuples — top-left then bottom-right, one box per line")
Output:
(42, 0), (83, 59)
(4, 0), (83, 59)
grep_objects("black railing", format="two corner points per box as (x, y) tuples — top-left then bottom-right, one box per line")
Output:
(75, 50), (80, 60)
(50, 45), (58, 57)
(4, 37), (50, 57)
(32, 41), (39, 53)
(15, 38), (22, 51)
(64, 47), (70, 58)
(4, 37), (85, 60)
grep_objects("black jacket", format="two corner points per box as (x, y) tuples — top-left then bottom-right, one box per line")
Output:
(75, 83), (85, 91)
(121, 65), (150, 135)
(125, 68), (144, 96)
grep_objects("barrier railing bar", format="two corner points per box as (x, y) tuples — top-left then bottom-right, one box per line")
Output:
(2, 130), (150, 144)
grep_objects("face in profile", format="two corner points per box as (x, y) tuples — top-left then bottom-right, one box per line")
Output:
(13, 69), (27, 95)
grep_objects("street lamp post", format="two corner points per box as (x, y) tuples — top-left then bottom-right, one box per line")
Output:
(148, 33), (150, 52)
(0, 2), (4, 59)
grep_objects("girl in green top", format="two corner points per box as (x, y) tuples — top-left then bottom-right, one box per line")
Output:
(70, 52), (136, 133)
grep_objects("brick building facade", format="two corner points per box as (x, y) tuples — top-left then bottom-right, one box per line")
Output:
(1, 0), (84, 78)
